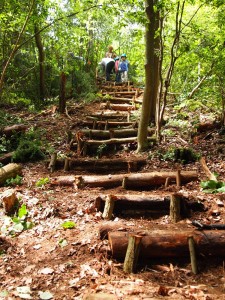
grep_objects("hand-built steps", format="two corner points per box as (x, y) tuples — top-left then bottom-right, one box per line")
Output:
(48, 79), (222, 271)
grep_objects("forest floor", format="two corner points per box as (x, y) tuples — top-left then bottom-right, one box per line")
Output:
(0, 93), (225, 300)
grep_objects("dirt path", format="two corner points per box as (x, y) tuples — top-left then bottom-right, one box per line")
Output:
(0, 81), (225, 299)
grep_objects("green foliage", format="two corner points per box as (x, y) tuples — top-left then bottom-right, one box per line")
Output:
(200, 180), (225, 193)
(0, 111), (23, 127)
(0, 135), (10, 154)
(96, 143), (108, 158)
(12, 140), (45, 162)
(61, 221), (76, 229)
(35, 177), (50, 187)
(5, 175), (23, 187)
(1, 203), (34, 236)
(12, 129), (45, 163)
(162, 147), (200, 164)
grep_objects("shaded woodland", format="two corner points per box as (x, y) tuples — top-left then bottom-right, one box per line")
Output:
(0, 1), (225, 299)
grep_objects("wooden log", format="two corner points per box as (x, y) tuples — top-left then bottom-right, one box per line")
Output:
(96, 194), (204, 216)
(77, 120), (137, 129)
(75, 174), (124, 189)
(0, 163), (22, 186)
(48, 157), (146, 173)
(75, 170), (198, 189)
(84, 136), (156, 147)
(102, 96), (142, 104)
(87, 111), (128, 120)
(69, 158), (146, 173)
(121, 171), (198, 189)
(99, 221), (127, 240)
(1, 124), (28, 137)
(100, 103), (136, 111)
(108, 230), (225, 260)
(101, 85), (136, 91)
(0, 152), (14, 165)
(83, 294), (117, 300)
(50, 175), (75, 186)
(79, 129), (138, 139)
(102, 91), (137, 96)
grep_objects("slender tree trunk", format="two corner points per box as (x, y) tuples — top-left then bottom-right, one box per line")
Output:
(0, 0), (35, 98)
(34, 25), (45, 102)
(59, 72), (66, 113)
(137, 0), (156, 152)
(150, 10), (160, 123)
(158, 1), (185, 127)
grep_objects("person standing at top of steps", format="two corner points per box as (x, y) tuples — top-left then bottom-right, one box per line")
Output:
(98, 57), (115, 81)
(105, 45), (116, 58)
(119, 53), (129, 82)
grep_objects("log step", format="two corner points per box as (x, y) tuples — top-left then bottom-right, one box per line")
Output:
(74, 170), (198, 189)
(108, 230), (225, 260)
(95, 194), (205, 215)
(52, 158), (146, 173)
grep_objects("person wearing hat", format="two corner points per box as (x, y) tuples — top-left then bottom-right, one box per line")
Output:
(119, 54), (129, 82)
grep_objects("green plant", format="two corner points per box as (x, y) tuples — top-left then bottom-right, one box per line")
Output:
(200, 180), (225, 193)
(162, 147), (200, 164)
(96, 143), (108, 158)
(0, 135), (10, 154)
(61, 221), (76, 229)
(5, 175), (23, 187)
(1, 203), (34, 236)
(35, 177), (50, 187)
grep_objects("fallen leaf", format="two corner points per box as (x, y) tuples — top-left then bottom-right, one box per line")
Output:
(38, 291), (53, 299)
(39, 267), (54, 275)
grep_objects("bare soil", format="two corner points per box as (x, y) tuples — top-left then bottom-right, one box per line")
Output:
(0, 98), (225, 300)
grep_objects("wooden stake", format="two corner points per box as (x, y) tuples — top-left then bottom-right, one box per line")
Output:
(93, 120), (97, 129)
(123, 234), (142, 273)
(170, 193), (181, 222)
(176, 169), (181, 187)
(48, 152), (57, 173)
(122, 176), (128, 189)
(64, 157), (70, 171)
(188, 236), (198, 274)
(165, 177), (170, 188)
(102, 195), (115, 220)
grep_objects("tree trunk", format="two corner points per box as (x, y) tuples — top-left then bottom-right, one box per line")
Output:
(108, 230), (225, 260)
(59, 72), (66, 113)
(137, 0), (156, 151)
(0, 1), (35, 98)
(34, 24), (45, 102)
(150, 9), (160, 123)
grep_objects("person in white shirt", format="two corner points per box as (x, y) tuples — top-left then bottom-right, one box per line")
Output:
(99, 57), (115, 81)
